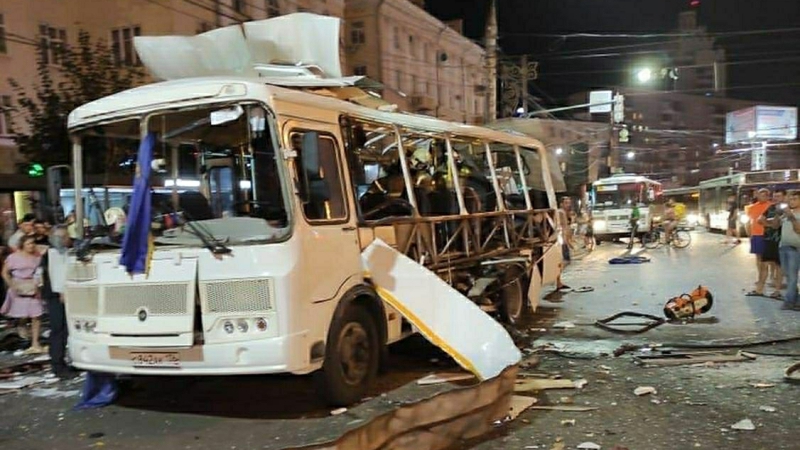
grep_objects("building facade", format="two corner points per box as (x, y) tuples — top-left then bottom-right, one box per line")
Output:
(0, 0), (344, 176)
(343, 0), (488, 125)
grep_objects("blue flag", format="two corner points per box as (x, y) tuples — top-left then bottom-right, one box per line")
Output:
(119, 132), (157, 275)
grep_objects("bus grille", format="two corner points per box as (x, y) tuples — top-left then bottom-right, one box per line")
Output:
(204, 279), (273, 313)
(103, 283), (189, 316)
(66, 286), (99, 315)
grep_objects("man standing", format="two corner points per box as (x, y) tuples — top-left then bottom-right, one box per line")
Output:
(7, 213), (36, 251)
(725, 194), (741, 245)
(43, 225), (78, 379)
(557, 196), (574, 266)
(777, 191), (800, 311)
(760, 189), (786, 298)
(745, 188), (773, 297)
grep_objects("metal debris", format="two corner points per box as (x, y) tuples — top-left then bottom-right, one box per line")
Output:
(634, 386), (657, 396)
(731, 419), (755, 431)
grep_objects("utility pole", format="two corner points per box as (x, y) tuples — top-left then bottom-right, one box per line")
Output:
(499, 56), (538, 118)
(484, 0), (498, 123)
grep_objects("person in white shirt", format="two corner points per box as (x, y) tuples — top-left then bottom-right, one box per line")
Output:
(45, 225), (78, 378)
(778, 191), (800, 311)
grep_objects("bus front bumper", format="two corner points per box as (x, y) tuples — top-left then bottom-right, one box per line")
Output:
(68, 332), (312, 376)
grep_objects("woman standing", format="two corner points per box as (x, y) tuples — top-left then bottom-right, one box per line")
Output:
(1, 235), (45, 353)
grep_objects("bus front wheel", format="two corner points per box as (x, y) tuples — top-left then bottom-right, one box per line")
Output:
(315, 305), (380, 406)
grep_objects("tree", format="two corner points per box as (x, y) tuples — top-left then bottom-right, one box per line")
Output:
(8, 30), (144, 172)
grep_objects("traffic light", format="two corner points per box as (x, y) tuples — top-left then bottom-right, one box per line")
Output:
(28, 163), (44, 177)
(613, 94), (625, 123)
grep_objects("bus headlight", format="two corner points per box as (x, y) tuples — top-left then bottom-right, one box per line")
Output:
(740, 214), (750, 225)
(593, 220), (607, 231)
(686, 214), (699, 225)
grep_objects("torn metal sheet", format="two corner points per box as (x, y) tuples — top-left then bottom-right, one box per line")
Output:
(362, 239), (521, 380)
(134, 13), (343, 81)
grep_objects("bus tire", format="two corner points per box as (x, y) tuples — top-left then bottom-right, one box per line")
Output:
(315, 305), (380, 406)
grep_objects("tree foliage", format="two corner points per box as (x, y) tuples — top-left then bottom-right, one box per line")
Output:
(9, 30), (144, 171)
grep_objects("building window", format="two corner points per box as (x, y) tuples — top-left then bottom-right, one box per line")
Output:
(266, 0), (281, 17)
(0, 14), (6, 54)
(112, 26), (141, 66)
(0, 95), (12, 136)
(395, 70), (402, 91)
(350, 21), (365, 45)
(393, 27), (400, 50)
(297, 6), (308, 12)
(39, 24), (67, 65)
(232, 0), (246, 14)
(354, 65), (367, 76)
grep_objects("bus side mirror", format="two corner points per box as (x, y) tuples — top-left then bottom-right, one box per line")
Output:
(47, 165), (71, 223)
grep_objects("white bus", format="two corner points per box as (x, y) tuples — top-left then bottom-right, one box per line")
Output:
(590, 173), (662, 241)
(60, 16), (561, 406)
(699, 169), (800, 232)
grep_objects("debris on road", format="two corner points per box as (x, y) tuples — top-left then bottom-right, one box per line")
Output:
(595, 311), (665, 334)
(785, 362), (800, 384)
(561, 419), (576, 426)
(759, 406), (776, 413)
(515, 378), (588, 392)
(330, 407), (348, 416)
(635, 350), (756, 367)
(749, 382), (775, 389)
(508, 395), (538, 420)
(577, 442), (602, 449)
(553, 321), (577, 330)
(634, 386), (657, 396)
(731, 419), (756, 431)
(532, 406), (599, 412)
(416, 372), (475, 385)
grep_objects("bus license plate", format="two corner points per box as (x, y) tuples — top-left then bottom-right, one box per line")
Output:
(130, 352), (181, 368)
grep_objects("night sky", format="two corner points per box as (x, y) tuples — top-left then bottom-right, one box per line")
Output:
(426, 0), (800, 107)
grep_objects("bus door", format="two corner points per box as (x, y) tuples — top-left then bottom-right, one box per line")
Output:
(286, 122), (362, 303)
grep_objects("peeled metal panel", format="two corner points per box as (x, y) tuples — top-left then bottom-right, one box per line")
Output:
(67, 263), (97, 282)
(66, 286), (99, 316)
(542, 243), (562, 286)
(362, 239), (521, 380)
(203, 278), (273, 313)
(134, 26), (254, 81)
(244, 14), (342, 78)
(527, 264), (542, 313)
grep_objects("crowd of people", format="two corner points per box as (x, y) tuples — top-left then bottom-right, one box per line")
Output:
(0, 212), (77, 379)
(745, 188), (800, 311)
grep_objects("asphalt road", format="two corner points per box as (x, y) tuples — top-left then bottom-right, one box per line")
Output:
(459, 229), (800, 450)
(1, 229), (798, 450)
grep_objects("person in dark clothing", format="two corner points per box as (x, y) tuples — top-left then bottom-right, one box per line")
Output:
(42, 225), (78, 379)
(725, 194), (741, 245)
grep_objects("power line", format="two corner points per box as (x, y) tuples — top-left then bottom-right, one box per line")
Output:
(139, 0), (208, 22)
(537, 56), (800, 77)
(500, 27), (800, 39)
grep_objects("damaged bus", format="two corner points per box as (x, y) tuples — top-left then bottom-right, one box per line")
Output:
(60, 15), (562, 405)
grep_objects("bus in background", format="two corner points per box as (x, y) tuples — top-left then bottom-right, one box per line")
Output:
(662, 186), (700, 229)
(590, 173), (662, 241)
(699, 169), (800, 232)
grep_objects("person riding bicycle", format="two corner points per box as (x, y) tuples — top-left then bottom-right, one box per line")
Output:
(663, 199), (678, 242)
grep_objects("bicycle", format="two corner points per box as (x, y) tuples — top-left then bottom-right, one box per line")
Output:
(642, 224), (691, 249)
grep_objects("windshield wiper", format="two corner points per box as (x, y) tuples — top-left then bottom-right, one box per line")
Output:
(159, 203), (231, 256)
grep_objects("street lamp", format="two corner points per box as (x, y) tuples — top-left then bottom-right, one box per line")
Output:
(555, 147), (563, 155)
(626, 151), (635, 160)
(636, 68), (652, 83)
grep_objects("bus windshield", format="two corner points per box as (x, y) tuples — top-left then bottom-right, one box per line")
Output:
(594, 182), (651, 209)
(70, 103), (291, 245)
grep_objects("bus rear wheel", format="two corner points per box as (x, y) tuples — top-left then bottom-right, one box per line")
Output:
(315, 305), (380, 406)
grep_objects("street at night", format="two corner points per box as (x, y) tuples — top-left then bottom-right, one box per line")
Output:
(0, 1), (798, 450)
(3, 230), (799, 449)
